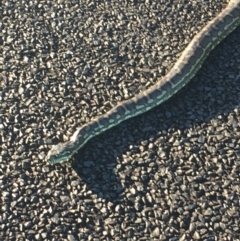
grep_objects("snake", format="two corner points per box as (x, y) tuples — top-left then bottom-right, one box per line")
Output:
(46, 0), (240, 164)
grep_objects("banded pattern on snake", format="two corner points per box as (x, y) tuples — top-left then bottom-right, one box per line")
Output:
(46, 0), (240, 164)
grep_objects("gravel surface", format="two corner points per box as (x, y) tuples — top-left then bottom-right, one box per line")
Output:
(1, 0), (240, 240)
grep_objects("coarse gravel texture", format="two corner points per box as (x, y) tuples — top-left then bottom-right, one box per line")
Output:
(1, 0), (240, 240)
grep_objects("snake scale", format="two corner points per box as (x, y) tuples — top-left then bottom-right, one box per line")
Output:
(46, 0), (240, 164)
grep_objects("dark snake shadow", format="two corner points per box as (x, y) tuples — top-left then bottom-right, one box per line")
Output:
(71, 26), (240, 203)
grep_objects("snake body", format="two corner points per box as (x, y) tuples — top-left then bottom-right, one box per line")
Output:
(47, 0), (240, 164)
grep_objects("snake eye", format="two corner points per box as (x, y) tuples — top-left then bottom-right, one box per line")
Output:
(61, 151), (71, 158)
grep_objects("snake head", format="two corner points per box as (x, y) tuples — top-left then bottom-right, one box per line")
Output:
(46, 141), (75, 165)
